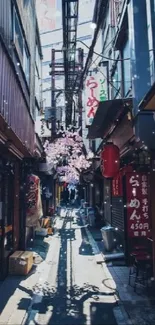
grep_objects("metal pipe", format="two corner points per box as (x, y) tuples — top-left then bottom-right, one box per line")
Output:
(51, 49), (56, 138)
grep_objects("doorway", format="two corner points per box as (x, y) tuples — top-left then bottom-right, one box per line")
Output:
(0, 167), (14, 280)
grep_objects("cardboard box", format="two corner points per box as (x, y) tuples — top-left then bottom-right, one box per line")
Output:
(47, 227), (53, 235)
(9, 251), (33, 275)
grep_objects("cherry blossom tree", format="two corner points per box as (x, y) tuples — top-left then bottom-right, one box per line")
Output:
(44, 130), (93, 184)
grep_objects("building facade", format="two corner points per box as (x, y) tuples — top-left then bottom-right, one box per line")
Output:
(87, 0), (155, 277)
(0, 0), (43, 279)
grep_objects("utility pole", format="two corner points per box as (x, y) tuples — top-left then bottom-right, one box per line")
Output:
(78, 48), (84, 136)
(51, 49), (56, 138)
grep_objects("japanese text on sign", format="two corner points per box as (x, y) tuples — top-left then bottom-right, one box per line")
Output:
(86, 76), (99, 125)
(85, 66), (108, 126)
(126, 173), (151, 238)
(112, 174), (122, 197)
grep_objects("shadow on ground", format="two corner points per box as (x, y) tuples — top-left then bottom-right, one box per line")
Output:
(21, 209), (118, 325)
(0, 235), (49, 315)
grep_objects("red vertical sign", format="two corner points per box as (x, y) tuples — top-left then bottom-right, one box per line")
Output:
(126, 172), (151, 238)
(112, 173), (122, 196)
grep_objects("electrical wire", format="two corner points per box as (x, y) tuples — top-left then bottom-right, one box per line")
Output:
(77, 23), (120, 70)
(46, 30), (123, 96)
(77, 39), (130, 61)
(86, 31), (125, 69)
(79, 0), (106, 90)
(93, 58), (134, 119)
(46, 20), (131, 124)
(76, 29), (133, 97)
(76, 18), (138, 91)
(72, 33), (119, 92)
(78, 37), (122, 95)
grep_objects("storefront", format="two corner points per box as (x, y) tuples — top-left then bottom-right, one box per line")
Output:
(99, 142), (152, 262)
(88, 98), (153, 267)
(0, 158), (20, 280)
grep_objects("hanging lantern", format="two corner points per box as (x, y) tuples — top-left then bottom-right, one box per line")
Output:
(63, 182), (67, 188)
(100, 144), (120, 178)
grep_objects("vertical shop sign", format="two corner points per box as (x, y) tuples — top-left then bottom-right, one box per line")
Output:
(85, 75), (99, 126)
(126, 173), (151, 238)
(85, 63), (108, 126)
(112, 173), (122, 196)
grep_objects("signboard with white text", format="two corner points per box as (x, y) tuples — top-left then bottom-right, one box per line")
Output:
(126, 172), (151, 238)
(35, 116), (51, 138)
(84, 64), (108, 126)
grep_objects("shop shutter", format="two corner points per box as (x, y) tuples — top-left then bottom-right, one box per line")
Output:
(111, 197), (124, 232)
(104, 179), (111, 224)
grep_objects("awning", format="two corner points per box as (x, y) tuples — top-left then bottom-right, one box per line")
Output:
(87, 98), (132, 139)
(139, 82), (155, 110)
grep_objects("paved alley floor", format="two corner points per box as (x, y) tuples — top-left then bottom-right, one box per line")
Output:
(0, 209), (132, 324)
(24, 208), (127, 325)
(1, 208), (155, 324)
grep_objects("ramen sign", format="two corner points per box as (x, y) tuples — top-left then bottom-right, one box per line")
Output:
(85, 64), (108, 126)
(126, 172), (151, 238)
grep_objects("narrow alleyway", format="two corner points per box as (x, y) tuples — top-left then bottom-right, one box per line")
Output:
(22, 208), (126, 325)
(1, 208), (155, 324)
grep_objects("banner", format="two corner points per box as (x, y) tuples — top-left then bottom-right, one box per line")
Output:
(37, 0), (57, 32)
(126, 172), (151, 238)
(84, 64), (108, 126)
(26, 175), (43, 227)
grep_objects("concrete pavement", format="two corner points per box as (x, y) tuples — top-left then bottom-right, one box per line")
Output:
(23, 208), (127, 325)
(83, 214), (155, 325)
(0, 207), (151, 324)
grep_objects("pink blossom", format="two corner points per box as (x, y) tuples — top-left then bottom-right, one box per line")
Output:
(44, 130), (92, 184)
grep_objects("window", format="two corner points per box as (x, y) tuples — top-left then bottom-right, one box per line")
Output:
(23, 45), (30, 84)
(35, 44), (41, 78)
(35, 43), (42, 104)
(35, 66), (41, 104)
(111, 59), (121, 99)
(122, 38), (131, 96)
(13, 7), (30, 85)
(14, 9), (23, 60)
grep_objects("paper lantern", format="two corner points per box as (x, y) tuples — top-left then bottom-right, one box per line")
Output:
(101, 144), (120, 178)
(63, 182), (67, 188)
